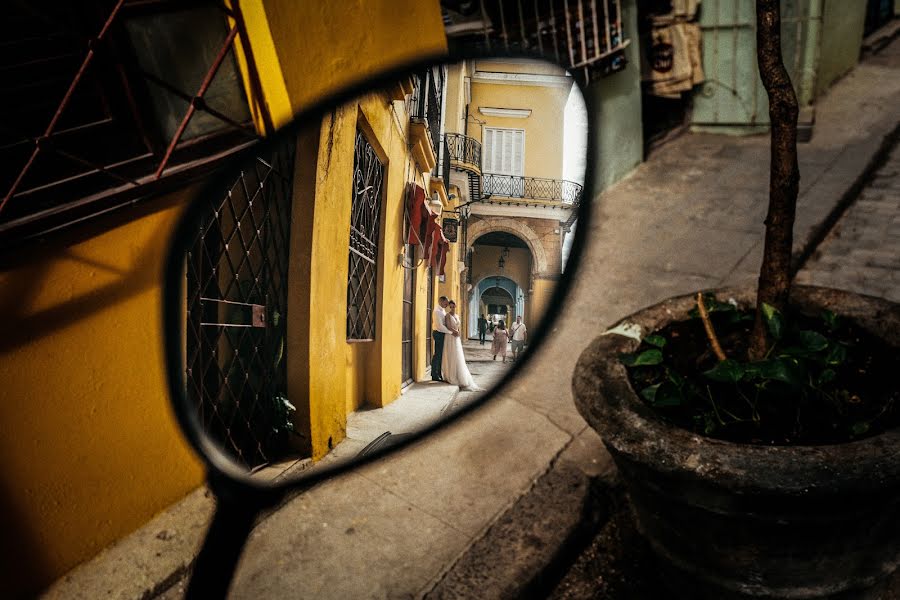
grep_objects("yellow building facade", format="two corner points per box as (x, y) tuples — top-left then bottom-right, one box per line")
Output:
(282, 70), (461, 461)
(0, 2), (446, 596)
(441, 58), (580, 339)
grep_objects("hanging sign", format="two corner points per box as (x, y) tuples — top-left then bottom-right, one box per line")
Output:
(442, 218), (459, 243)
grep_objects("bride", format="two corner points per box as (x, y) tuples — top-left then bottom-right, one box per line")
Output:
(441, 300), (482, 391)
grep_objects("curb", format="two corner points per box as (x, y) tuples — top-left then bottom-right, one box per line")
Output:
(422, 453), (620, 600)
(791, 119), (900, 277)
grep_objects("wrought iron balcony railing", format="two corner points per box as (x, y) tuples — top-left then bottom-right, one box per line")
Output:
(409, 66), (444, 160)
(482, 173), (583, 205)
(444, 133), (481, 173)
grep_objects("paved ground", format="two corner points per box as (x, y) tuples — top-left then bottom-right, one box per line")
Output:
(796, 132), (900, 302)
(46, 35), (900, 600)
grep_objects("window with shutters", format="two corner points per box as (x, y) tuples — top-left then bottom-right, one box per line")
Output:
(482, 127), (525, 176)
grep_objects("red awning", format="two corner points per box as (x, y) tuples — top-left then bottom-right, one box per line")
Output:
(406, 184), (429, 245)
(423, 211), (440, 263)
(437, 236), (450, 276)
(433, 227), (450, 276)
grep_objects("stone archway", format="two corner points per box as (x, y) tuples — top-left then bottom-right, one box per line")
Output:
(467, 217), (549, 275)
(468, 275), (523, 338)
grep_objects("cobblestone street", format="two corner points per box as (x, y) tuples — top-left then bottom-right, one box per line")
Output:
(796, 137), (900, 301)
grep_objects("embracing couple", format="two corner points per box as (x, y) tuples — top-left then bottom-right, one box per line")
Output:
(431, 296), (481, 391)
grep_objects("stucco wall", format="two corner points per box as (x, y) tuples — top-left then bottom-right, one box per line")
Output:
(586, 0), (643, 192)
(815, 0), (866, 98)
(292, 84), (450, 458)
(0, 196), (204, 596)
(261, 0), (447, 114)
(470, 77), (571, 181)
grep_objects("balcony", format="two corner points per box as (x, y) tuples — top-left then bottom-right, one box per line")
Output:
(408, 66), (444, 172)
(482, 173), (583, 206)
(445, 133), (482, 175)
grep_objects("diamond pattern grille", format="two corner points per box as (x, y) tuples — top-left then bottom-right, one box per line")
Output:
(185, 138), (295, 469)
(347, 129), (384, 341)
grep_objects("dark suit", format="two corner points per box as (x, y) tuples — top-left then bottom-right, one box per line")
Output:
(477, 317), (487, 345)
(431, 331), (445, 380)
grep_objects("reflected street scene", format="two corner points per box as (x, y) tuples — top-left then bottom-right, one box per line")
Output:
(183, 58), (587, 483)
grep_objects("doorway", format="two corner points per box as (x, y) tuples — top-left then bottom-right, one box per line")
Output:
(401, 213), (416, 387)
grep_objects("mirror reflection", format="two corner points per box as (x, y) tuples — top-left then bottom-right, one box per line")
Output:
(182, 58), (587, 483)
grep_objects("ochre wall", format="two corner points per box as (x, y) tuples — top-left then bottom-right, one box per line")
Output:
(470, 64), (572, 180)
(0, 195), (204, 597)
(444, 62), (470, 136)
(295, 87), (446, 459)
(0, 1), (446, 595)
(261, 0), (446, 114)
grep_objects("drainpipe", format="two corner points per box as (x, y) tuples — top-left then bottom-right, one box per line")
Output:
(800, 0), (824, 106)
(796, 0), (824, 141)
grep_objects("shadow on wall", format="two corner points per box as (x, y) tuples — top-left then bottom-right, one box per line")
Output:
(0, 477), (55, 597)
(0, 192), (200, 597)
(0, 198), (183, 355)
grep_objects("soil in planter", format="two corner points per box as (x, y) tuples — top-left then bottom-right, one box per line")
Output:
(623, 301), (900, 445)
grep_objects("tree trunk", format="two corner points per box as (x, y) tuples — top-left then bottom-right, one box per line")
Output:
(748, 0), (800, 361)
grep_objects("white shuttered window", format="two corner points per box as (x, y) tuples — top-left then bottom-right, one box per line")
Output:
(483, 127), (525, 175)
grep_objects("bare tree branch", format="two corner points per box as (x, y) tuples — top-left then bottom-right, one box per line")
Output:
(749, 0), (800, 361)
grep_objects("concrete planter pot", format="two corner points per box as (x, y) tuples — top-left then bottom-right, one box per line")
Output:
(572, 285), (900, 599)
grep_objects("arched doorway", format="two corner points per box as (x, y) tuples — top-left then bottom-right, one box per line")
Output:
(468, 275), (526, 337)
(467, 230), (532, 337)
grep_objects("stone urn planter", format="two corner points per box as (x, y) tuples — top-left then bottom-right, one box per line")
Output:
(572, 285), (900, 599)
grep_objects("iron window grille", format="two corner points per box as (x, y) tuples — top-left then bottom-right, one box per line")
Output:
(185, 137), (296, 470)
(347, 129), (385, 342)
(441, 0), (630, 82)
(1, 0), (270, 246)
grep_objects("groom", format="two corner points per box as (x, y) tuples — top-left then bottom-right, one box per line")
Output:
(431, 296), (456, 382)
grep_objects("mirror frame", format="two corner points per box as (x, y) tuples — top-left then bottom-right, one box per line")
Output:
(162, 47), (597, 501)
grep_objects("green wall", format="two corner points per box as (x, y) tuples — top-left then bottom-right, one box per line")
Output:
(586, 0), (643, 192)
(816, 0), (866, 98)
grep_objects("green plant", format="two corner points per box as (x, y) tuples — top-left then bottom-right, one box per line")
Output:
(270, 394), (297, 437)
(621, 293), (899, 444)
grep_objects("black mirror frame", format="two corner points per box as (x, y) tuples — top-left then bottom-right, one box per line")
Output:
(162, 47), (596, 504)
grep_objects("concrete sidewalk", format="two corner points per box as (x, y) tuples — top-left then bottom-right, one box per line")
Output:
(46, 37), (900, 600)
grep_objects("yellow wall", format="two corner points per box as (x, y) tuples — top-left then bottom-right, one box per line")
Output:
(470, 62), (572, 181)
(260, 0), (446, 114)
(294, 87), (447, 459)
(0, 2), (446, 595)
(0, 195), (204, 596)
(444, 62), (470, 136)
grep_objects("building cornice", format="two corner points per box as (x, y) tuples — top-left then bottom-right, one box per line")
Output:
(471, 71), (573, 88)
(478, 107), (532, 118)
(470, 201), (573, 222)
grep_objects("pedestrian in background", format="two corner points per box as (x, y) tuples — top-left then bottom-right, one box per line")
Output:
(477, 314), (488, 345)
(492, 320), (509, 362)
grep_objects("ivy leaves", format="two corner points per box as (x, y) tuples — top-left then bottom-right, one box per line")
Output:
(619, 349), (663, 367)
(617, 298), (871, 443)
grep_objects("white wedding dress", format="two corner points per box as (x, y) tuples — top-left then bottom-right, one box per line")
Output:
(442, 314), (482, 391)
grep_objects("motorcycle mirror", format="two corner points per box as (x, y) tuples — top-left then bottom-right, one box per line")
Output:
(163, 55), (591, 496)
